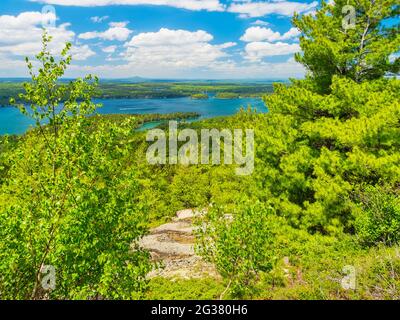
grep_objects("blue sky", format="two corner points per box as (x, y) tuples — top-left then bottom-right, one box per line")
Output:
(0, 0), (321, 79)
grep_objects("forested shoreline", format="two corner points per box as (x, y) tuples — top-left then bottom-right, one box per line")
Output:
(0, 81), (274, 106)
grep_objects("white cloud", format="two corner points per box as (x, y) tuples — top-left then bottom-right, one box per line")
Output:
(251, 19), (270, 26)
(109, 21), (129, 28)
(228, 1), (318, 18)
(0, 12), (94, 61)
(102, 45), (117, 53)
(122, 28), (234, 70)
(0, 23), (74, 56)
(280, 27), (301, 40)
(71, 45), (96, 60)
(79, 21), (133, 41)
(34, 0), (225, 11)
(241, 26), (280, 42)
(66, 56), (305, 79)
(241, 26), (300, 42)
(126, 28), (213, 46)
(0, 11), (55, 29)
(244, 41), (300, 61)
(0, 53), (27, 77)
(33, 0), (319, 19)
(90, 15), (109, 23)
(210, 57), (305, 78)
(217, 42), (237, 49)
(0, 12), (59, 46)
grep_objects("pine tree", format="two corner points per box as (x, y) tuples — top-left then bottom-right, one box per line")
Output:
(293, 0), (399, 92)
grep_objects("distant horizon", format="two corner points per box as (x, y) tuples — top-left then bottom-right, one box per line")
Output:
(0, 76), (294, 82)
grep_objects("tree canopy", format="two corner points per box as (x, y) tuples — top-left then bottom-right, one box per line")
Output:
(293, 0), (399, 92)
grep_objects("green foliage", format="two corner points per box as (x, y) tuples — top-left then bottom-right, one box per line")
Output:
(255, 240), (400, 300)
(169, 166), (211, 209)
(356, 246), (400, 299)
(196, 202), (279, 297)
(193, 0), (400, 299)
(0, 32), (151, 299)
(355, 186), (400, 246)
(87, 112), (200, 130)
(191, 93), (209, 100)
(145, 277), (226, 300)
(131, 110), (261, 224)
(294, 0), (400, 92)
(261, 76), (400, 233)
(0, 135), (18, 183)
(215, 92), (240, 99)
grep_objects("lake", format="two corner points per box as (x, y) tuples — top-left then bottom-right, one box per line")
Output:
(0, 96), (266, 135)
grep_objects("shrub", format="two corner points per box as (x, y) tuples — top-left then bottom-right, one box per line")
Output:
(355, 186), (400, 246)
(196, 202), (280, 297)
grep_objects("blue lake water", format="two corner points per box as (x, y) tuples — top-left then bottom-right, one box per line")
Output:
(0, 97), (266, 135)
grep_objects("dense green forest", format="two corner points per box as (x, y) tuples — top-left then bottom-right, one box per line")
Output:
(0, 81), (274, 106)
(0, 0), (399, 300)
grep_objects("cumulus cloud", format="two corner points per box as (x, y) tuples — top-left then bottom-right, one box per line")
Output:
(0, 11), (94, 61)
(228, 1), (318, 18)
(240, 25), (301, 61)
(33, 0), (318, 19)
(251, 19), (270, 26)
(210, 56), (305, 78)
(241, 26), (300, 42)
(70, 45), (96, 60)
(102, 45), (117, 53)
(0, 53), (28, 77)
(125, 28), (213, 46)
(67, 56), (305, 79)
(0, 11), (55, 29)
(34, 0), (225, 11)
(122, 28), (235, 69)
(79, 21), (133, 41)
(0, 11), (60, 46)
(244, 41), (300, 61)
(280, 27), (301, 40)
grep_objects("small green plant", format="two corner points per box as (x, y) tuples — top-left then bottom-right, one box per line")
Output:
(196, 202), (279, 298)
(145, 277), (226, 300)
(355, 186), (400, 246)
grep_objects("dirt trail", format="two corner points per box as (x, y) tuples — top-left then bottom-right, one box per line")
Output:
(139, 209), (220, 280)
